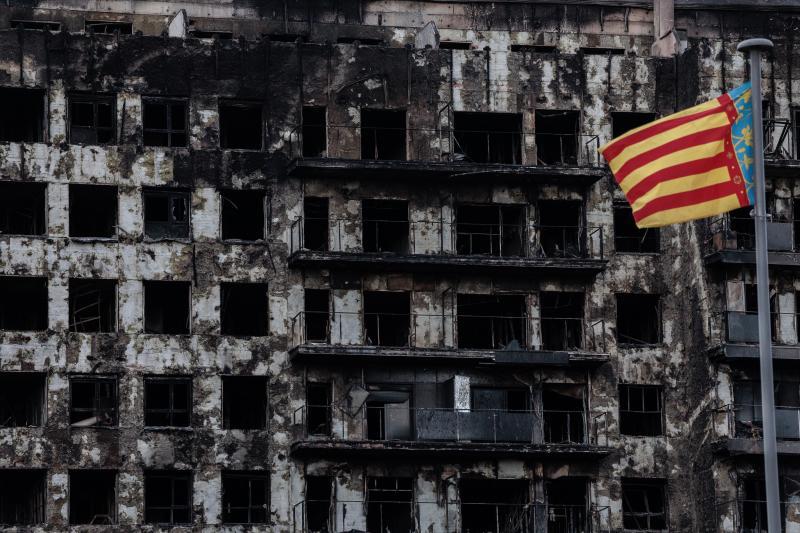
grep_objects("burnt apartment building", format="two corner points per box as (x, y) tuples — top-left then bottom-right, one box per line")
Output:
(0, 0), (799, 531)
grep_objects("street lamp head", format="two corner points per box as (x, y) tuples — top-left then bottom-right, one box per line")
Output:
(737, 38), (774, 52)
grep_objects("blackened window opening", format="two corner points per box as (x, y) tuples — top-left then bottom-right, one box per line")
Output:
(611, 112), (656, 138)
(453, 112), (522, 164)
(144, 377), (191, 427)
(0, 276), (47, 331)
(365, 388), (412, 440)
(744, 284), (778, 343)
(143, 99), (187, 147)
(622, 480), (667, 531)
(456, 204), (526, 257)
(306, 382), (332, 436)
(0, 372), (45, 427)
(69, 94), (115, 144)
(794, 108), (800, 159)
(0, 88), (45, 142)
(361, 109), (406, 160)
(619, 384), (663, 436)
(70, 377), (117, 427)
(144, 281), (190, 334)
(740, 477), (793, 531)
(457, 294), (526, 350)
(728, 206), (756, 250)
(221, 283), (269, 336)
(303, 197), (329, 251)
(84, 20), (132, 34)
(440, 41), (472, 50)
(536, 110), (579, 165)
(366, 477), (414, 533)
(69, 470), (116, 525)
(733, 380), (800, 440)
(616, 294), (661, 345)
(189, 29), (234, 40)
(221, 190), (265, 241)
(363, 291), (410, 347)
(220, 102), (263, 150)
(538, 200), (584, 258)
(471, 387), (530, 412)
(144, 189), (190, 239)
(144, 471), (192, 524)
(614, 204), (659, 253)
(540, 292), (585, 350)
(222, 472), (269, 524)
(11, 20), (61, 31)
(362, 199), (409, 253)
(223, 376), (267, 430)
(302, 106), (327, 157)
(69, 279), (117, 333)
(304, 289), (330, 343)
(0, 182), (46, 236)
(460, 479), (530, 533)
(794, 199), (800, 251)
(546, 478), (589, 533)
(305, 476), (332, 533)
(0, 469), (46, 525)
(543, 385), (586, 444)
(69, 184), (118, 238)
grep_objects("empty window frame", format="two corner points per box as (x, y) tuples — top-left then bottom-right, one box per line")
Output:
(222, 376), (268, 430)
(220, 101), (263, 150)
(453, 112), (522, 164)
(728, 205), (756, 250)
(0, 469), (46, 525)
(542, 384), (586, 444)
(189, 29), (234, 40)
(365, 387), (412, 440)
(363, 291), (410, 347)
(739, 476), (798, 530)
(0, 372), (46, 427)
(84, 20), (132, 35)
(144, 189), (190, 239)
(302, 106), (327, 157)
(537, 200), (584, 258)
(306, 382), (332, 436)
(361, 109), (406, 160)
(362, 199), (409, 253)
(305, 476), (333, 532)
(220, 190), (266, 241)
(144, 377), (191, 427)
(614, 203), (659, 253)
(734, 380), (800, 440)
(144, 281), (191, 334)
(70, 376), (117, 427)
(616, 294), (661, 345)
(303, 197), (329, 251)
(220, 283), (269, 336)
(11, 20), (62, 31)
(304, 289), (330, 343)
(69, 279), (117, 333)
(457, 294), (527, 350)
(619, 384), (663, 436)
(471, 387), (530, 411)
(366, 477), (414, 533)
(540, 292), (585, 351)
(455, 204), (526, 257)
(612, 112), (656, 138)
(69, 470), (117, 525)
(622, 479), (667, 531)
(535, 110), (579, 165)
(0, 182), (46, 236)
(69, 94), (115, 145)
(0, 88), (45, 142)
(143, 98), (188, 147)
(0, 276), (48, 331)
(794, 199), (800, 251)
(144, 471), (192, 525)
(460, 479), (530, 532)
(546, 478), (588, 531)
(439, 41), (472, 50)
(69, 184), (118, 238)
(222, 471), (269, 524)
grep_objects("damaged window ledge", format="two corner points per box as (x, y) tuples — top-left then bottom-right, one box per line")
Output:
(221, 238), (267, 245)
(143, 237), (193, 244)
(69, 236), (119, 243)
(615, 251), (661, 257)
(142, 426), (194, 432)
(617, 342), (666, 349)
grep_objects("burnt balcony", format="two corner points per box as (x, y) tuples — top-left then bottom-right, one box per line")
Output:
(714, 497), (800, 533)
(708, 311), (800, 362)
(763, 117), (800, 177)
(704, 213), (800, 269)
(711, 404), (800, 456)
(289, 310), (608, 366)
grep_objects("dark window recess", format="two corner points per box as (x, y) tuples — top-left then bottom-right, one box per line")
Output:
(542, 385), (586, 444)
(337, 37), (383, 45)
(740, 476), (797, 531)
(302, 106), (327, 157)
(144, 189), (190, 239)
(460, 479), (530, 533)
(11, 20), (62, 31)
(143, 99), (187, 147)
(70, 377), (117, 427)
(794, 108), (800, 159)
(366, 388), (411, 440)
(0, 470), (46, 525)
(536, 110), (579, 165)
(220, 102), (263, 150)
(144, 471), (192, 525)
(540, 292), (584, 351)
(223, 376), (268, 430)
(189, 29), (234, 40)
(729, 205), (756, 250)
(144, 377), (191, 427)
(363, 291), (410, 347)
(620, 384), (663, 436)
(538, 200), (584, 258)
(471, 387), (530, 411)
(69, 184), (118, 238)
(546, 478), (588, 532)
(734, 380), (800, 439)
(456, 204), (525, 256)
(453, 112), (522, 164)
(265, 33), (305, 43)
(69, 470), (116, 525)
(439, 41), (471, 50)
(0, 182), (46, 236)
(69, 95), (115, 144)
(366, 477), (413, 533)
(612, 112), (656, 138)
(457, 294), (526, 350)
(0, 373), (46, 427)
(305, 476), (332, 532)
(361, 109), (406, 160)
(510, 44), (557, 53)
(622, 480), (667, 531)
(69, 279), (117, 333)
(0, 276), (47, 331)
(744, 284), (778, 343)
(0, 88), (44, 142)
(614, 204), (659, 253)
(616, 294), (661, 345)
(220, 190), (265, 241)
(794, 199), (800, 251)
(306, 382), (332, 436)
(222, 472), (269, 524)
(85, 20), (132, 35)
(362, 199), (409, 253)
(220, 283), (269, 336)
(304, 289), (330, 343)
(581, 47), (625, 55)
(144, 281), (190, 334)
(303, 197), (329, 251)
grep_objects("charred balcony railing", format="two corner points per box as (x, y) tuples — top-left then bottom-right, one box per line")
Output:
(764, 118), (796, 160)
(708, 311), (800, 347)
(715, 498), (800, 533)
(705, 215), (795, 255)
(712, 404), (800, 441)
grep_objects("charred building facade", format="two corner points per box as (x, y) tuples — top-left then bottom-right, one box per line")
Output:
(0, 0), (799, 531)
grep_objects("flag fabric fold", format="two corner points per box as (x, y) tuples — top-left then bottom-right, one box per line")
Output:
(599, 83), (755, 228)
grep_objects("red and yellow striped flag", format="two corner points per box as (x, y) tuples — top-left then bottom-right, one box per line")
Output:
(599, 83), (755, 228)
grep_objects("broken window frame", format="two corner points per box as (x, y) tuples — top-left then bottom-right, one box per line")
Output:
(455, 203), (527, 257)
(305, 475), (333, 531)
(361, 199), (410, 254)
(303, 288), (331, 343)
(11, 20), (62, 31)
(69, 184), (118, 239)
(0, 181), (47, 236)
(619, 384), (664, 437)
(68, 278), (118, 333)
(0, 372), (46, 428)
(366, 477), (414, 533)
(360, 108), (407, 161)
(189, 29), (234, 40)
(306, 382), (332, 436)
(452, 112), (523, 164)
(302, 197), (329, 251)
(144, 376), (192, 428)
(611, 111), (657, 139)
(222, 471), (270, 524)
(0, 87), (46, 143)
(68, 93), (117, 145)
(0, 469), (47, 525)
(144, 470), (193, 525)
(220, 282), (269, 337)
(143, 188), (191, 240)
(614, 203), (660, 254)
(142, 97), (188, 148)
(143, 280), (192, 335)
(0, 275), (48, 331)
(68, 469), (117, 525)
(616, 293), (662, 345)
(363, 291), (411, 347)
(535, 110), (580, 166)
(302, 106), (327, 157)
(222, 376), (269, 431)
(456, 293), (528, 350)
(219, 100), (264, 150)
(84, 20), (133, 35)
(621, 479), (668, 531)
(69, 376), (118, 428)
(219, 189), (267, 242)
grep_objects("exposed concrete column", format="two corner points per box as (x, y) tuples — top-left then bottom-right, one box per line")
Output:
(651, 0), (679, 58)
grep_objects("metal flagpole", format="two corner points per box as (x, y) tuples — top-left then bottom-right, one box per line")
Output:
(737, 37), (781, 532)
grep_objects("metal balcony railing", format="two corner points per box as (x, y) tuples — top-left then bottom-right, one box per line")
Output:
(712, 403), (800, 441)
(705, 214), (795, 254)
(715, 498), (800, 533)
(707, 310), (800, 347)
(763, 118), (796, 160)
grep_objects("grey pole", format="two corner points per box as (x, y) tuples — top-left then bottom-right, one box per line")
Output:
(738, 37), (780, 533)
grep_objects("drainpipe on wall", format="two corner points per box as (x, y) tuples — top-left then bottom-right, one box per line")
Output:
(651, 0), (679, 57)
